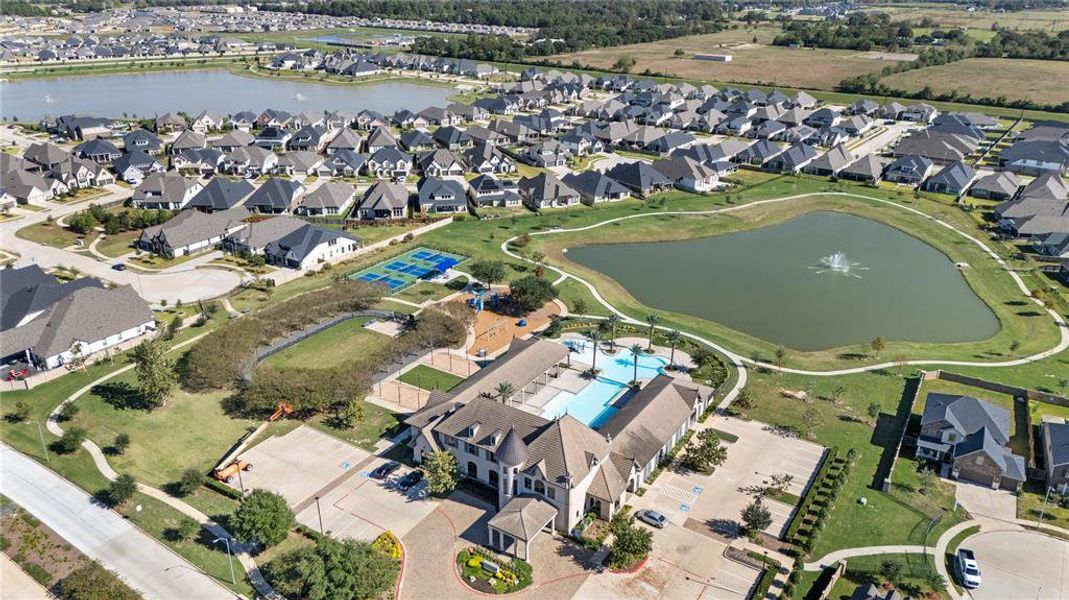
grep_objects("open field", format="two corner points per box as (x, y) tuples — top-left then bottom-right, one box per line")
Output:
(880, 58), (1069, 106)
(549, 29), (892, 90)
(15, 221), (81, 249)
(862, 5), (1069, 32)
(262, 317), (392, 370)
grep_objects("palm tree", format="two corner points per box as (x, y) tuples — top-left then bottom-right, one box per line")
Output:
(645, 314), (660, 351)
(606, 313), (621, 349)
(629, 343), (644, 384)
(586, 330), (603, 373)
(495, 381), (515, 405)
(665, 330), (681, 369)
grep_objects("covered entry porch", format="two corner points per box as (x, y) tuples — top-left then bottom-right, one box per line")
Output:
(487, 496), (558, 561)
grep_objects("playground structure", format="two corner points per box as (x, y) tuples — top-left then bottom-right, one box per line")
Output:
(464, 297), (562, 357)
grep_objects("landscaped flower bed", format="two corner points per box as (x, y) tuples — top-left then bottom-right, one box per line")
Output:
(456, 547), (533, 594)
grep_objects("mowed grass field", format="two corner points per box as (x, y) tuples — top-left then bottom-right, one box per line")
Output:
(548, 28), (893, 90)
(263, 317), (392, 370)
(880, 58), (1069, 105)
(863, 5), (1069, 32)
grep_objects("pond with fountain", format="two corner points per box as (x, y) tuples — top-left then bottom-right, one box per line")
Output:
(565, 211), (999, 351)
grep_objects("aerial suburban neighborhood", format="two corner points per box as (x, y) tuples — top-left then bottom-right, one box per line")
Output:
(0, 1), (1067, 600)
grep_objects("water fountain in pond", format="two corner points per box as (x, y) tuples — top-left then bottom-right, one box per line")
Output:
(809, 251), (868, 278)
(292, 92), (307, 102)
(43, 94), (56, 104)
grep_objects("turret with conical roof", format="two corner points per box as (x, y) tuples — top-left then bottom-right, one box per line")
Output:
(497, 426), (528, 468)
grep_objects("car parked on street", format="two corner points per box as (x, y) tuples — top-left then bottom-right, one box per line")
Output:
(635, 509), (667, 529)
(956, 548), (982, 589)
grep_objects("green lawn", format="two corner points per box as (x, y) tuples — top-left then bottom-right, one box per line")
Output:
(397, 364), (465, 392)
(1018, 481), (1069, 530)
(555, 278), (611, 317)
(742, 369), (966, 558)
(15, 221), (82, 248)
(349, 221), (425, 244)
(307, 403), (403, 452)
(262, 317), (392, 370)
(390, 281), (456, 305)
(94, 230), (139, 258)
(827, 554), (948, 600)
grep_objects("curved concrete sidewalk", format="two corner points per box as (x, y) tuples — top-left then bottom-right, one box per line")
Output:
(503, 191), (1068, 381)
(802, 544), (933, 571)
(44, 331), (281, 600)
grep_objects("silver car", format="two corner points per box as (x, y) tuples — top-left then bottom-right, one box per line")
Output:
(635, 509), (667, 529)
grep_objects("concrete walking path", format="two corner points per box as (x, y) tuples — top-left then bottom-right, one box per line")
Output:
(803, 544), (933, 571)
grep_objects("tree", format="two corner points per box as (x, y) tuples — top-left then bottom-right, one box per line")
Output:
(682, 429), (728, 474)
(469, 260), (506, 284)
(111, 433), (131, 455)
(665, 330), (681, 369)
(508, 275), (557, 312)
(733, 389), (754, 411)
(606, 313), (621, 348)
(917, 465), (937, 494)
(879, 559), (904, 584)
(573, 298), (587, 315)
(645, 314), (660, 351)
(586, 329), (603, 373)
(673, 47), (685, 57)
(103, 473), (138, 507)
(741, 498), (772, 538)
(612, 56), (636, 72)
(169, 515), (200, 542)
(58, 402), (79, 422)
(173, 467), (205, 497)
(263, 536), (398, 600)
(608, 518), (652, 569)
(53, 427), (87, 454)
(870, 336), (885, 358)
(774, 345), (786, 366)
(1009, 339), (1020, 355)
(68, 341), (87, 371)
(6, 401), (30, 423)
(495, 381), (515, 404)
(59, 561), (140, 600)
(232, 489), (295, 548)
(801, 408), (824, 438)
(423, 450), (459, 495)
(131, 338), (177, 410)
(629, 343), (644, 384)
(867, 402), (881, 421)
(768, 473), (794, 495)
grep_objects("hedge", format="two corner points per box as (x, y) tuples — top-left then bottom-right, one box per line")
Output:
(783, 447), (841, 548)
(203, 479), (244, 500)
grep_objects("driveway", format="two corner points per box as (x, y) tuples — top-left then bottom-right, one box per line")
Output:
(0, 445), (234, 600)
(954, 482), (1017, 521)
(233, 426), (372, 507)
(575, 523), (758, 600)
(964, 530), (1069, 600)
(632, 416), (825, 538)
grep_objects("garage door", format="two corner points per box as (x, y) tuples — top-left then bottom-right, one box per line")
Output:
(957, 464), (995, 488)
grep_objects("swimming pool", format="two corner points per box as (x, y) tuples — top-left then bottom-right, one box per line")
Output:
(541, 341), (668, 429)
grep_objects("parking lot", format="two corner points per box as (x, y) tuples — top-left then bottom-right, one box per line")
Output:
(233, 426), (372, 506)
(965, 530), (1069, 600)
(633, 416), (825, 538)
(296, 455), (438, 542)
(575, 523), (759, 600)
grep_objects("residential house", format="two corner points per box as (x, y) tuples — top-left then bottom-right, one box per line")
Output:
(605, 161), (673, 198)
(765, 142), (820, 173)
(465, 143), (516, 175)
(327, 128), (364, 155)
(223, 215), (305, 256)
(119, 130), (159, 157)
(139, 207), (247, 257)
(400, 130), (436, 153)
(922, 161), (976, 196)
(518, 173), (580, 210)
(287, 126), (329, 153)
(211, 130), (255, 153)
(651, 156), (719, 193)
(190, 111), (224, 134)
(1042, 421), (1069, 493)
(264, 225), (361, 270)
(968, 172), (1020, 201)
(187, 178), (254, 213)
(561, 171), (631, 205)
(999, 139), (1069, 177)
(171, 148), (224, 176)
(366, 127), (399, 153)
(130, 172), (202, 210)
(839, 154), (891, 185)
(254, 127), (292, 151)
(73, 138), (122, 164)
(366, 147), (413, 179)
(155, 112), (187, 133)
(168, 130), (207, 155)
(244, 178), (304, 214)
(112, 149), (164, 184)
(418, 149), (466, 178)
(803, 143), (853, 177)
(916, 393), (1025, 491)
(467, 174), (522, 208)
(317, 150), (367, 178)
(296, 182), (357, 216)
(0, 169), (55, 206)
(884, 155), (934, 185)
(276, 151), (325, 177)
(734, 140), (784, 166)
(353, 181), (408, 221)
(433, 126), (474, 151)
(223, 146), (278, 178)
(416, 177), (468, 214)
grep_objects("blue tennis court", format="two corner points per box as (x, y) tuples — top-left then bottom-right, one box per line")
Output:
(348, 247), (467, 293)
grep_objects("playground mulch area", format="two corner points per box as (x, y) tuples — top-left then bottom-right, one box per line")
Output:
(465, 299), (561, 357)
(349, 247), (466, 293)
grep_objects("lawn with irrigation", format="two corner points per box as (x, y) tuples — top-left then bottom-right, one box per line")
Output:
(397, 364), (464, 392)
(262, 317), (393, 370)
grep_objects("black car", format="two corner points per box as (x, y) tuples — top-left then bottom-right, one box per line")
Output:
(112, 263), (127, 271)
(370, 461), (401, 480)
(396, 469), (424, 491)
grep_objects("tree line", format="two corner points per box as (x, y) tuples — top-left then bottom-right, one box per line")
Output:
(67, 203), (173, 235)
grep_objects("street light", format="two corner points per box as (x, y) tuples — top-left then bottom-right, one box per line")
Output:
(33, 421), (49, 463)
(213, 537), (237, 585)
(315, 495), (324, 535)
(1038, 486), (1056, 525)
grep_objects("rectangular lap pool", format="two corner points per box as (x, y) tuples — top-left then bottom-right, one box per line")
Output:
(348, 247), (466, 292)
(541, 340), (668, 429)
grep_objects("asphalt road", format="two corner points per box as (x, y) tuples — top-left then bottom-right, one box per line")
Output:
(0, 445), (237, 600)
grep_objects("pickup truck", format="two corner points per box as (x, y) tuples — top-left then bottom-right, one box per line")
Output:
(956, 548), (982, 589)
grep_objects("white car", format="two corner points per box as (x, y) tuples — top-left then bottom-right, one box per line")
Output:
(956, 548), (982, 589)
(635, 509), (667, 529)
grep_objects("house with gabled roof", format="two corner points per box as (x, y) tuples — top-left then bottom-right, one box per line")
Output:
(839, 154), (891, 185)
(296, 181), (356, 217)
(400, 130), (436, 153)
(264, 224), (360, 270)
(112, 149), (164, 184)
(352, 181), (408, 221)
(73, 138), (122, 164)
(123, 129), (163, 155)
(139, 207), (248, 257)
(803, 143), (853, 177)
(605, 161), (673, 197)
(884, 154), (934, 185)
(922, 161), (976, 196)
(765, 142), (820, 173)
(187, 178), (254, 213)
(467, 174), (522, 208)
(211, 130), (255, 153)
(518, 172), (580, 210)
(367, 147), (413, 180)
(1042, 421), (1069, 493)
(245, 178), (304, 214)
(169, 129), (207, 155)
(131, 172), (202, 210)
(651, 156), (719, 193)
(418, 149), (466, 178)
(968, 171), (1020, 201)
(416, 177), (468, 214)
(561, 171), (631, 205)
(917, 393), (1024, 491)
